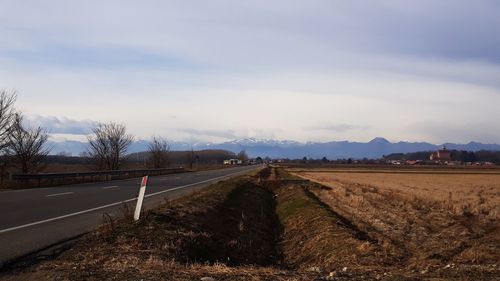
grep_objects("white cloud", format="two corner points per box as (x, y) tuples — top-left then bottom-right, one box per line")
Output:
(1, 1), (499, 143)
(25, 115), (97, 135)
(175, 128), (240, 140)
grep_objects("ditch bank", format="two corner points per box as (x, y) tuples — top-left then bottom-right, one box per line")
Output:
(259, 167), (382, 279)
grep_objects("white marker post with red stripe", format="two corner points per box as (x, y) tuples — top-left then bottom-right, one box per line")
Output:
(134, 176), (149, 221)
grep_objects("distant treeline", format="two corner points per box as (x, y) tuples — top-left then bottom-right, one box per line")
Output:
(37, 149), (237, 166)
(127, 149), (237, 165)
(384, 150), (500, 163)
(27, 149), (500, 166)
(282, 157), (382, 165)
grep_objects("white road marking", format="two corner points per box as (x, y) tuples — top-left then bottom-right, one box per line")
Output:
(45, 192), (74, 197)
(102, 185), (119, 189)
(0, 168), (254, 234)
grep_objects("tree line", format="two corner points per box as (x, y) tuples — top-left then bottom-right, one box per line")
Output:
(384, 150), (500, 163)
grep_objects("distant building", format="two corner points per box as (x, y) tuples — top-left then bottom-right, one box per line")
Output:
(223, 159), (242, 165)
(430, 146), (451, 161)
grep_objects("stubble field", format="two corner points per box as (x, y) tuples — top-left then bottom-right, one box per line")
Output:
(292, 168), (500, 274)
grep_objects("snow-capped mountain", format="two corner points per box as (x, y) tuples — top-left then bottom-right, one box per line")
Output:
(223, 138), (302, 147)
(48, 137), (500, 159)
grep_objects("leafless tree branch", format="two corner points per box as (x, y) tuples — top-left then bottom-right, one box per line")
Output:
(186, 149), (198, 170)
(237, 150), (249, 163)
(0, 90), (17, 153)
(148, 136), (170, 168)
(8, 113), (50, 173)
(87, 122), (134, 170)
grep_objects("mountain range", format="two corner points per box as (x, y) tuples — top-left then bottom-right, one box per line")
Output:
(48, 137), (500, 159)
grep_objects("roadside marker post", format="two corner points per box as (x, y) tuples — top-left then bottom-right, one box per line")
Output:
(134, 176), (149, 221)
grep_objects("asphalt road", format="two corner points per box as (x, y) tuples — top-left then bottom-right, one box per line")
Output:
(0, 165), (261, 266)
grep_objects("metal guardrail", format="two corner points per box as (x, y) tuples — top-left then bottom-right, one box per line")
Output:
(11, 167), (185, 186)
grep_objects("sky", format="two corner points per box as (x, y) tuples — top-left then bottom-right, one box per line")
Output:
(1, 0), (500, 144)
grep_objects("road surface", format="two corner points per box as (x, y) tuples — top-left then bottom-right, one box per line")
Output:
(0, 165), (260, 266)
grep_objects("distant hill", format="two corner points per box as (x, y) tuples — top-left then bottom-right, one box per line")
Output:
(48, 137), (500, 159)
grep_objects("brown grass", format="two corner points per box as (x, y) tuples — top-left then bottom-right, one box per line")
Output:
(295, 171), (500, 219)
(293, 169), (500, 271)
(272, 183), (380, 271)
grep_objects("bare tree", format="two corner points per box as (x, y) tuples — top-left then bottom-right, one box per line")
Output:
(0, 90), (17, 153)
(237, 150), (249, 163)
(186, 149), (197, 170)
(8, 114), (50, 173)
(87, 122), (134, 170)
(148, 136), (170, 168)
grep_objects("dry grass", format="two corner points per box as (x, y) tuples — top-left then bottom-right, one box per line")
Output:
(272, 183), (380, 271)
(296, 171), (500, 219)
(294, 169), (500, 271)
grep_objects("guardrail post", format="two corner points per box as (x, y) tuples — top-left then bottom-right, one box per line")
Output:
(134, 176), (148, 221)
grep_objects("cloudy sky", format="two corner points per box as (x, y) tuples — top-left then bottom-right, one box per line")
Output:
(1, 1), (500, 144)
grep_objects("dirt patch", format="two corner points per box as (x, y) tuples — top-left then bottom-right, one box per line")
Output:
(257, 166), (277, 182)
